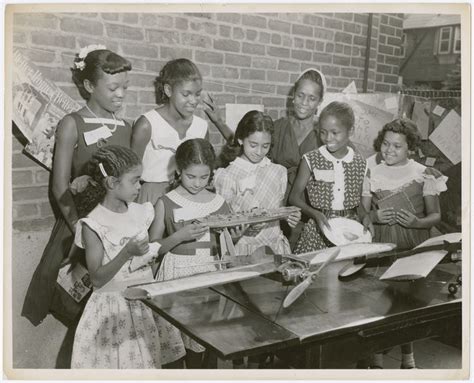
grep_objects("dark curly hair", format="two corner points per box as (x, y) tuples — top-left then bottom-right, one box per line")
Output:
(373, 118), (421, 152)
(76, 145), (141, 217)
(72, 49), (132, 100)
(170, 138), (216, 189)
(154, 58), (202, 105)
(218, 110), (274, 169)
(319, 101), (355, 131)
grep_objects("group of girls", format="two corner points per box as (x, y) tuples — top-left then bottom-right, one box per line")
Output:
(22, 45), (448, 370)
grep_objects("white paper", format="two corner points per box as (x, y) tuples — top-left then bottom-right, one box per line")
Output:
(425, 157), (437, 166)
(57, 263), (92, 302)
(83, 126), (113, 146)
(432, 105), (446, 117)
(342, 81), (358, 94)
(418, 148), (425, 158)
(225, 104), (264, 131)
(384, 96), (398, 110)
(412, 100), (431, 139)
(429, 109), (462, 165)
(380, 251), (446, 281)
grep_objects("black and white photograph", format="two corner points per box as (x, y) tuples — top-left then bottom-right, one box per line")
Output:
(4, 2), (469, 380)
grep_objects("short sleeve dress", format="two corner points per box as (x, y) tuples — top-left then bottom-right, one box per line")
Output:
(362, 159), (448, 250)
(71, 202), (161, 369)
(214, 156), (291, 255)
(22, 112), (132, 327)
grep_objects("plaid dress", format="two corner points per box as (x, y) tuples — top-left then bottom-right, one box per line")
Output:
(214, 156), (291, 255)
(295, 146), (367, 253)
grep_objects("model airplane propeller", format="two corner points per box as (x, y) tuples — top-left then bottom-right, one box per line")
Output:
(282, 248), (340, 308)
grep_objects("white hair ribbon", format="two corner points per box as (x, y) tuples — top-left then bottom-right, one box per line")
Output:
(297, 67), (327, 94)
(98, 163), (108, 178)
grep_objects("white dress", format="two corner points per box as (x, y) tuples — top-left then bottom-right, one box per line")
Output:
(71, 202), (162, 369)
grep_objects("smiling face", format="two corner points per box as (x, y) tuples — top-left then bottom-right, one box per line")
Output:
(319, 115), (352, 159)
(239, 131), (272, 164)
(380, 131), (410, 166)
(166, 79), (202, 118)
(114, 165), (142, 203)
(293, 79), (322, 120)
(86, 71), (129, 113)
(179, 163), (211, 195)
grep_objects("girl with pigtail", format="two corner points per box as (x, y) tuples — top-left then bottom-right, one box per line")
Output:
(131, 58), (232, 206)
(22, 45), (133, 329)
(70, 145), (161, 369)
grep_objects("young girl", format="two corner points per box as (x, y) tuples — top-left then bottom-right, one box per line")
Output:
(289, 101), (367, 253)
(71, 145), (161, 369)
(149, 138), (236, 368)
(214, 110), (301, 257)
(131, 58), (232, 206)
(361, 119), (447, 369)
(22, 46), (132, 328)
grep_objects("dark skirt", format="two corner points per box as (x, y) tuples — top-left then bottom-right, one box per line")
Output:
(21, 217), (88, 327)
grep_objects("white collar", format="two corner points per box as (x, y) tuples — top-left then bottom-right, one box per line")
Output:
(320, 145), (354, 163)
(232, 156), (272, 171)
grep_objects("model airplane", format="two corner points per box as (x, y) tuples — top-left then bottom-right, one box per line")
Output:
(123, 241), (396, 306)
(338, 232), (462, 281)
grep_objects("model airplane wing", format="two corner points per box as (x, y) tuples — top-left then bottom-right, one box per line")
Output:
(379, 233), (462, 281)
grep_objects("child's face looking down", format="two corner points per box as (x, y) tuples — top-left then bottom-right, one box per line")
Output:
(380, 131), (409, 166)
(113, 165), (142, 203)
(179, 163), (211, 195)
(166, 79), (202, 118)
(239, 131), (272, 164)
(319, 116), (352, 158)
(293, 79), (322, 120)
(86, 71), (129, 113)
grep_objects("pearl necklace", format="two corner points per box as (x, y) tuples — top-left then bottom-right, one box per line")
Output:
(85, 104), (118, 133)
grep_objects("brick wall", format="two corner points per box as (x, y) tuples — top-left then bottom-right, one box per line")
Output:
(11, 12), (404, 232)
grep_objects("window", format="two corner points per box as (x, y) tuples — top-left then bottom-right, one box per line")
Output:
(453, 26), (461, 53)
(438, 26), (452, 54)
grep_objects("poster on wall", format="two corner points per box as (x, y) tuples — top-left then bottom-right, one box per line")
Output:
(429, 109), (462, 165)
(12, 50), (81, 169)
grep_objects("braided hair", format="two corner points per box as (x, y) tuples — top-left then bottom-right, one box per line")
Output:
(76, 145), (141, 217)
(170, 138), (216, 190)
(218, 110), (274, 169)
(154, 58), (202, 105)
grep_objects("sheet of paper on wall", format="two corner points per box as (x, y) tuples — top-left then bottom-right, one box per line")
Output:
(429, 109), (462, 165)
(412, 100), (431, 139)
(342, 81), (358, 94)
(225, 104), (264, 131)
(432, 104), (446, 117)
(384, 96), (399, 112)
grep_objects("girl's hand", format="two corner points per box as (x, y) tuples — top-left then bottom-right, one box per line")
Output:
(125, 236), (150, 257)
(178, 223), (209, 242)
(228, 224), (250, 241)
(375, 208), (396, 225)
(245, 222), (266, 237)
(394, 209), (419, 228)
(69, 175), (92, 195)
(202, 92), (224, 126)
(313, 210), (330, 231)
(362, 214), (375, 237)
(286, 210), (301, 228)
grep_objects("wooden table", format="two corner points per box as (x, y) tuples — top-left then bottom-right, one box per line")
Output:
(144, 261), (462, 368)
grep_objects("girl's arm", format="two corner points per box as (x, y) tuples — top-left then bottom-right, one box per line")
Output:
(288, 159), (330, 229)
(52, 115), (79, 233)
(149, 199), (208, 255)
(395, 195), (441, 229)
(131, 116), (152, 160)
(83, 225), (149, 288)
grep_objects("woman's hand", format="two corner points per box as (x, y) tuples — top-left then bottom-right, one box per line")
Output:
(286, 209), (301, 228)
(394, 209), (419, 228)
(375, 208), (396, 225)
(177, 223), (209, 242)
(125, 236), (150, 257)
(313, 210), (330, 231)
